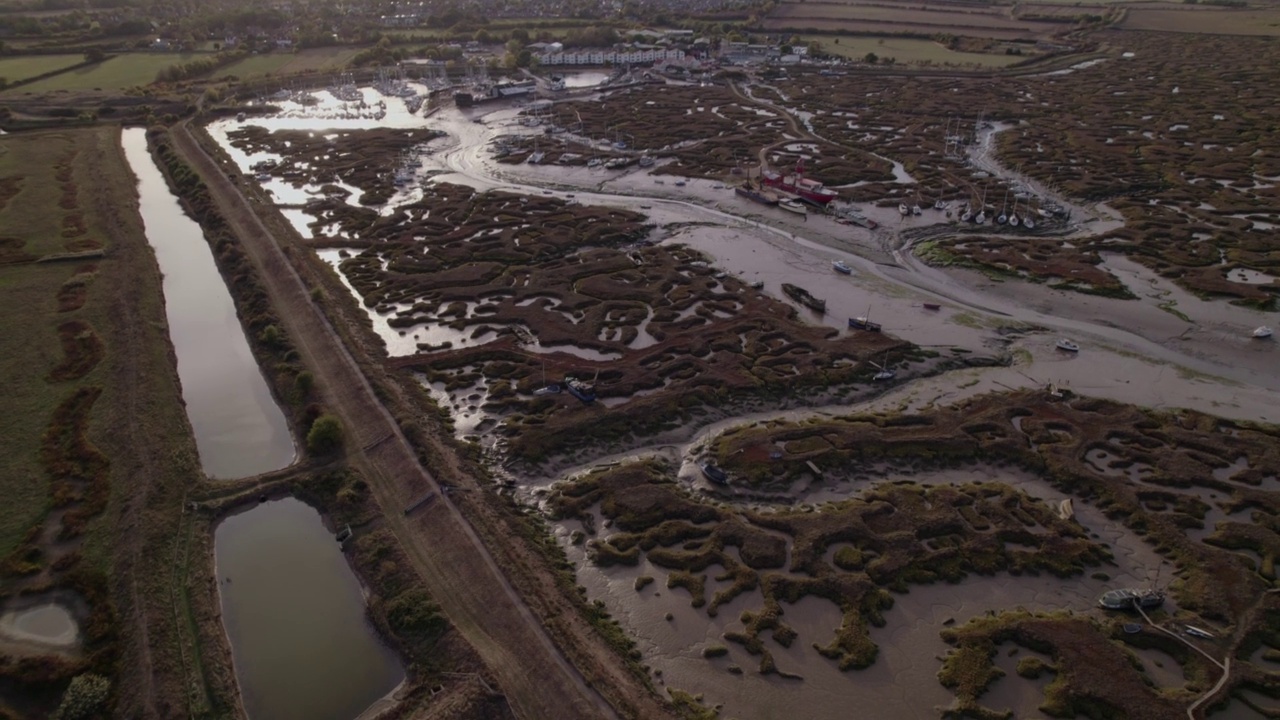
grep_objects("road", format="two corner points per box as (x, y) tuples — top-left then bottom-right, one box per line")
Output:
(168, 121), (622, 720)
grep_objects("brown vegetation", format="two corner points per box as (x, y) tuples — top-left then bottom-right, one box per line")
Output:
(770, 31), (1280, 304)
(46, 320), (104, 383)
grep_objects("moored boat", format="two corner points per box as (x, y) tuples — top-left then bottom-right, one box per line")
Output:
(898, 203), (909, 216)
(736, 184), (780, 206)
(760, 158), (837, 205)
(564, 376), (596, 404)
(832, 260), (853, 275)
(782, 283), (826, 313)
(923, 302), (941, 310)
(1253, 325), (1274, 339)
(1056, 338), (1080, 353)
(1098, 587), (1165, 611)
(780, 198), (807, 215)
(848, 315), (882, 332)
(700, 462), (728, 485)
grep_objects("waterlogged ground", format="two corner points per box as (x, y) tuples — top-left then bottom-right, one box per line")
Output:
(206, 61), (1280, 718)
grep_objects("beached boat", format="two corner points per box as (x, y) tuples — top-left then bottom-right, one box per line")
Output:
(780, 198), (807, 215)
(1185, 625), (1215, 639)
(1023, 215), (1035, 230)
(782, 283), (826, 313)
(832, 260), (853, 275)
(934, 199), (946, 211)
(761, 158), (837, 204)
(873, 368), (895, 381)
(533, 383), (561, 396)
(1254, 326), (1274, 339)
(736, 184), (780, 206)
(848, 308), (882, 332)
(700, 462), (728, 485)
(1098, 588), (1165, 611)
(564, 376), (596, 404)
(923, 302), (941, 311)
(638, 155), (655, 168)
(898, 203), (910, 216)
(1056, 339), (1080, 353)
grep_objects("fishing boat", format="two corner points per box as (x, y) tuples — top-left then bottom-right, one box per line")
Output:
(782, 283), (826, 313)
(736, 184), (780, 206)
(1056, 338), (1080, 353)
(1185, 626), (1216, 639)
(760, 158), (838, 204)
(1254, 326), (1274, 339)
(871, 354), (895, 381)
(923, 302), (941, 311)
(564, 376), (596, 404)
(780, 198), (808, 215)
(1098, 587), (1165, 611)
(700, 461), (729, 485)
(848, 308), (882, 332)
(832, 260), (853, 275)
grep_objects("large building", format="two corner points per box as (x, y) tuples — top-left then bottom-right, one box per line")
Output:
(536, 46), (686, 66)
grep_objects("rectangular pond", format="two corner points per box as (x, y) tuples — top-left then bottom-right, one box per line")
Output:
(122, 127), (295, 479)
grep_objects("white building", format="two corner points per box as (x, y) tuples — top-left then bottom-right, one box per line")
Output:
(537, 47), (686, 66)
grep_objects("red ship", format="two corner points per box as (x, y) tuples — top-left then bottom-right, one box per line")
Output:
(761, 158), (838, 205)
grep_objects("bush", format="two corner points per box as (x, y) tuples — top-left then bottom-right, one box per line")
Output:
(306, 414), (343, 455)
(53, 674), (110, 720)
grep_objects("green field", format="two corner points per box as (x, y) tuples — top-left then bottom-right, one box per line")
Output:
(806, 35), (1032, 67)
(0, 54), (83, 84)
(219, 47), (364, 79)
(6, 52), (206, 93)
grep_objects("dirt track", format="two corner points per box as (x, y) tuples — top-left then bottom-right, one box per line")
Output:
(168, 121), (621, 720)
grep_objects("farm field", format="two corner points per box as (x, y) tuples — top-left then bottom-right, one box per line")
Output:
(804, 35), (1031, 67)
(1120, 4), (1280, 35)
(764, 0), (1069, 39)
(6, 52), (205, 93)
(219, 47), (364, 79)
(0, 54), (82, 84)
(0, 125), (205, 719)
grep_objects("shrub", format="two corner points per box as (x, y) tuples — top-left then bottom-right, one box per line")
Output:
(306, 414), (343, 455)
(53, 674), (110, 720)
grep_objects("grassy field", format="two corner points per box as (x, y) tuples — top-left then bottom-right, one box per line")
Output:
(219, 47), (364, 79)
(1120, 5), (1280, 35)
(6, 52), (205, 93)
(0, 54), (83, 84)
(806, 35), (1031, 67)
(765, 0), (1066, 40)
(0, 126), (208, 719)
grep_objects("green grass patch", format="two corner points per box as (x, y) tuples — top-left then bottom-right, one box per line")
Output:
(8, 52), (207, 93)
(803, 35), (1030, 68)
(219, 47), (364, 80)
(0, 54), (84, 84)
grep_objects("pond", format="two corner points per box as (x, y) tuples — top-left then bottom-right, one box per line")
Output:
(215, 498), (403, 720)
(122, 128), (295, 479)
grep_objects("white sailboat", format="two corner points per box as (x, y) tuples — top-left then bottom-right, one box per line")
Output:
(1022, 199), (1036, 230)
(1008, 197), (1020, 228)
(997, 188), (1009, 225)
(898, 202), (910, 216)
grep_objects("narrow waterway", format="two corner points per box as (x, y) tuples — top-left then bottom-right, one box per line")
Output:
(215, 498), (403, 720)
(122, 128), (295, 479)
